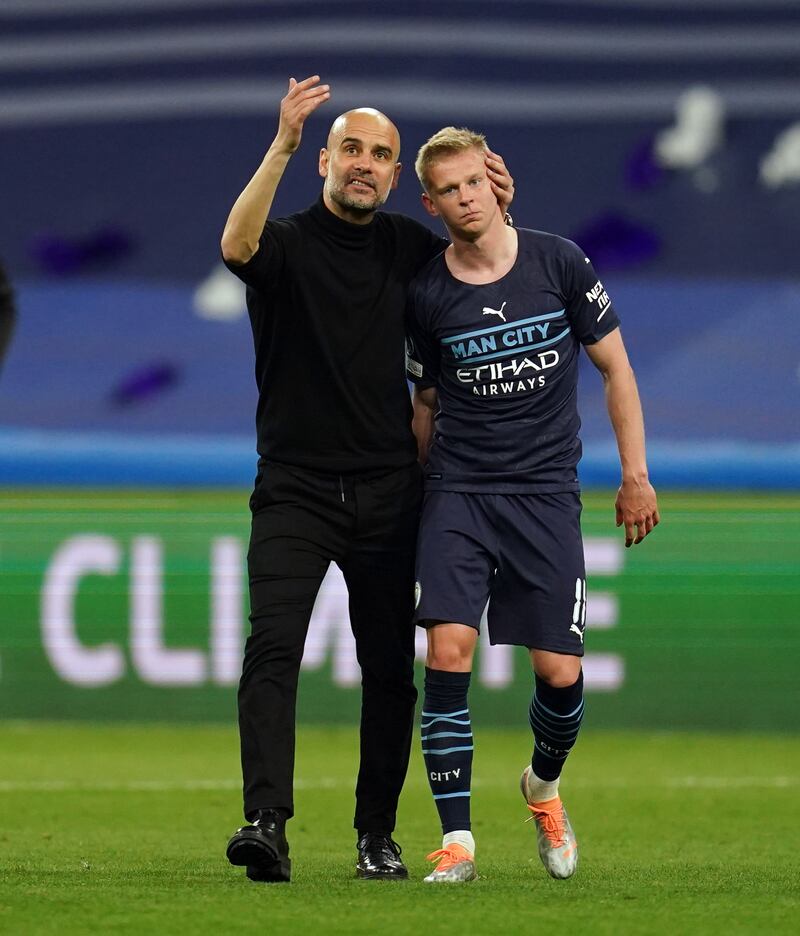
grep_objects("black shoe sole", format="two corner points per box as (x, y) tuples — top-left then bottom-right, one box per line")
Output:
(227, 831), (291, 883)
(355, 868), (409, 880)
(246, 861), (291, 883)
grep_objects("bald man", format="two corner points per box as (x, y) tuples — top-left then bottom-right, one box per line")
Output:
(221, 77), (513, 883)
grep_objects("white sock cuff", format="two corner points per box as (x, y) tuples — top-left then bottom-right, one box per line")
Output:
(443, 830), (475, 855)
(527, 769), (561, 804)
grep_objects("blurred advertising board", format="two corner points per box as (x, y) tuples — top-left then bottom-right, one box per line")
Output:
(1, 491), (797, 731)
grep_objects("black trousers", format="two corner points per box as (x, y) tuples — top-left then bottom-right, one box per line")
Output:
(238, 460), (421, 834)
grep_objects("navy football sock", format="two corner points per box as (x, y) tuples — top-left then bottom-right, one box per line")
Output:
(421, 667), (473, 834)
(529, 670), (584, 782)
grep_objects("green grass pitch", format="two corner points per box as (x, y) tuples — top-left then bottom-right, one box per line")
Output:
(1, 722), (798, 934)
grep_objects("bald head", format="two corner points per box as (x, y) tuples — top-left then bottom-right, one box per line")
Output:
(327, 108), (401, 158)
(319, 107), (403, 223)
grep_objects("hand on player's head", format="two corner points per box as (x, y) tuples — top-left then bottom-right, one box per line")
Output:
(485, 149), (514, 211)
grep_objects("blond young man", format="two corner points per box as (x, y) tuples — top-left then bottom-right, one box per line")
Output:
(405, 128), (659, 883)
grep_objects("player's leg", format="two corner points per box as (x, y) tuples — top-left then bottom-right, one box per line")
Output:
(489, 492), (585, 879)
(339, 464), (421, 879)
(522, 649), (582, 879)
(527, 650), (584, 797)
(421, 622), (479, 883)
(414, 492), (494, 883)
(228, 464), (341, 882)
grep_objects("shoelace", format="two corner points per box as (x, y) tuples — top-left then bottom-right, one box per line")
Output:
(362, 834), (402, 858)
(525, 800), (566, 848)
(425, 844), (472, 871)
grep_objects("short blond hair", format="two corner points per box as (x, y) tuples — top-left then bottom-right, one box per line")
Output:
(414, 127), (488, 192)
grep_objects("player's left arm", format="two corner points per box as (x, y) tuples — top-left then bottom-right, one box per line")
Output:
(585, 328), (660, 547)
(412, 385), (438, 466)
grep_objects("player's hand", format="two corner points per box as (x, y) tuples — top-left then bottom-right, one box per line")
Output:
(485, 149), (514, 212)
(276, 75), (331, 153)
(615, 478), (660, 547)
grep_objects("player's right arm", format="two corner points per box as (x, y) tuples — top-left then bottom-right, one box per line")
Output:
(220, 75), (330, 265)
(412, 385), (438, 465)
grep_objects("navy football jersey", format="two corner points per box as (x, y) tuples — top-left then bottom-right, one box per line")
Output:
(405, 228), (620, 492)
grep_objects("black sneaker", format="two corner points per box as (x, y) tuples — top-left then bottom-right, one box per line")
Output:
(355, 833), (408, 880)
(226, 809), (291, 883)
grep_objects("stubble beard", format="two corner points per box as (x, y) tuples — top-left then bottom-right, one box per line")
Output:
(325, 176), (386, 216)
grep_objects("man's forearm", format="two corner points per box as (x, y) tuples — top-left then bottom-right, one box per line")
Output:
(220, 143), (293, 265)
(412, 392), (437, 465)
(221, 76), (331, 265)
(588, 330), (659, 545)
(604, 366), (649, 483)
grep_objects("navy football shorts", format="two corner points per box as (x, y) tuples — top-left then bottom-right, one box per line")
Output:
(414, 491), (586, 654)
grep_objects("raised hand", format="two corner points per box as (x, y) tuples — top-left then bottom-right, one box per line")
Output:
(277, 75), (331, 153)
(485, 148), (515, 213)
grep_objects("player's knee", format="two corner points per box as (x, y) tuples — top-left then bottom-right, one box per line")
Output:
(424, 621), (477, 672)
(533, 656), (582, 688)
(426, 644), (472, 672)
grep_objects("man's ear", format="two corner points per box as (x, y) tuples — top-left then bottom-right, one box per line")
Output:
(390, 161), (402, 190)
(318, 148), (329, 179)
(422, 192), (438, 217)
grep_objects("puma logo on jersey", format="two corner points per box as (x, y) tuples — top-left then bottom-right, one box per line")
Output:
(482, 301), (507, 322)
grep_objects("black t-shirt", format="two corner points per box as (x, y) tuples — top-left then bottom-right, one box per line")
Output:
(405, 228), (620, 492)
(224, 196), (445, 473)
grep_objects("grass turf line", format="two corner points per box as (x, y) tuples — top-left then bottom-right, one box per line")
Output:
(1, 723), (798, 935)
